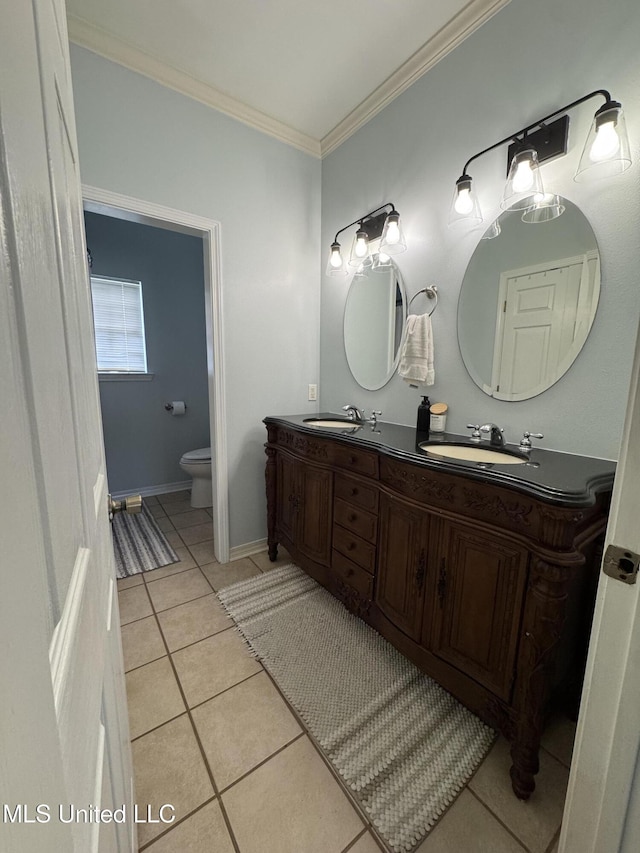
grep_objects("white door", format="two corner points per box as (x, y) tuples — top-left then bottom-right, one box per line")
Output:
(0, 1), (133, 852)
(560, 310), (640, 850)
(492, 254), (598, 401)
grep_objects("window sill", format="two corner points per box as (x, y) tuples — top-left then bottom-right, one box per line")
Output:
(98, 373), (155, 382)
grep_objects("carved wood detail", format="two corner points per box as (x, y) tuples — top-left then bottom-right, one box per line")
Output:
(462, 487), (533, 528)
(382, 462), (455, 503)
(334, 577), (372, 619)
(278, 428), (329, 460)
(265, 444), (278, 561)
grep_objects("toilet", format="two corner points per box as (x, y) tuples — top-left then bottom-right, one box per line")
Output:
(179, 447), (213, 508)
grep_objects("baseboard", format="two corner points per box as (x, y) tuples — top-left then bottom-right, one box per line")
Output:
(111, 480), (191, 500)
(230, 538), (268, 561)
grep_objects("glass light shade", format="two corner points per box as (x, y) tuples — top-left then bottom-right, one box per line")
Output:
(575, 103), (632, 181)
(371, 251), (392, 269)
(501, 147), (545, 210)
(379, 211), (406, 255)
(326, 241), (348, 277)
(448, 175), (482, 226)
(348, 226), (370, 267)
(481, 218), (502, 240)
(521, 193), (566, 224)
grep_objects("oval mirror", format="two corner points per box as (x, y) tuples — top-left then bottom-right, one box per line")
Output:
(343, 254), (407, 390)
(457, 197), (600, 401)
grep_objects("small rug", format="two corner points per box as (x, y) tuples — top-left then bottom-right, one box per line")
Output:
(217, 564), (495, 853)
(112, 502), (179, 579)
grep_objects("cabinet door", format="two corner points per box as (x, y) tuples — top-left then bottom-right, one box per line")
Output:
(432, 520), (528, 701)
(376, 493), (429, 642)
(276, 451), (298, 543)
(298, 464), (333, 566)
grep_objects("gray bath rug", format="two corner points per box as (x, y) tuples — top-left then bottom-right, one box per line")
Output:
(217, 563), (495, 853)
(111, 502), (178, 579)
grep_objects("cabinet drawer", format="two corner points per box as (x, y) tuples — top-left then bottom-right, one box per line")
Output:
(332, 444), (379, 479)
(334, 474), (379, 513)
(332, 550), (374, 599)
(334, 498), (377, 544)
(333, 524), (376, 574)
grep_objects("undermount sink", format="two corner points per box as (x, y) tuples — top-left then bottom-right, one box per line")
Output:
(419, 442), (528, 465)
(303, 417), (362, 428)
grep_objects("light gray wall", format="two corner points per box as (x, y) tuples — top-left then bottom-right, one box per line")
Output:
(321, 0), (640, 460)
(85, 212), (209, 494)
(71, 45), (322, 549)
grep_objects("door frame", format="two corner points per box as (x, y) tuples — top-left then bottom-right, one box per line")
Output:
(82, 184), (230, 564)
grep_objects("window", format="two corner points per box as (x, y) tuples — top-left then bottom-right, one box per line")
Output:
(90, 276), (148, 374)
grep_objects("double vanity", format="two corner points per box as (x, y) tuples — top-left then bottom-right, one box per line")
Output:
(264, 413), (615, 799)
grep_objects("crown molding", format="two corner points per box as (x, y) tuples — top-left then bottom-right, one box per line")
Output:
(67, 15), (322, 158)
(69, 1), (510, 161)
(320, 0), (511, 157)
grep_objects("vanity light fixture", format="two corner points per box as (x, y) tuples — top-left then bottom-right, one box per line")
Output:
(449, 89), (632, 228)
(326, 203), (405, 277)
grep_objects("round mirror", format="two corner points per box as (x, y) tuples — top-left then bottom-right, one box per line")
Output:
(457, 197), (600, 401)
(343, 255), (407, 390)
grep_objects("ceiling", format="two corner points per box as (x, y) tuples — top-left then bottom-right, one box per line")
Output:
(66, 0), (510, 157)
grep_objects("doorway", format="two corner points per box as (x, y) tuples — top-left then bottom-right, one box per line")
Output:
(83, 185), (229, 563)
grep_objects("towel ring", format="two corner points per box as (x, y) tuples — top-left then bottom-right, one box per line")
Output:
(409, 285), (438, 316)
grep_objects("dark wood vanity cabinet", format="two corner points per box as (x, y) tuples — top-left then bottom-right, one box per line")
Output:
(376, 492), (430, 642)
(265, 419), (612, 801)
(274, 449), (332, 567)
(429, 520), (528, 703)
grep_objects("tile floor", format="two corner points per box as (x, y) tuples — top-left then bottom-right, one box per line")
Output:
(118, 491), (574, 853)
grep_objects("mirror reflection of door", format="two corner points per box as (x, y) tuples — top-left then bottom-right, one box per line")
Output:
(457, 198), (601, 400)
(491, 252), (599, 399)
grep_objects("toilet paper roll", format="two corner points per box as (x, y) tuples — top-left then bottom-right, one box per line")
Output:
(170, 401), (186, 416)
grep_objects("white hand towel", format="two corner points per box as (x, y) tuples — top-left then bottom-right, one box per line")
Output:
(399, 313), (435, 386)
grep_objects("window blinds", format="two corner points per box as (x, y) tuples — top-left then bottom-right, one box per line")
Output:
(90, 276), (148, 373)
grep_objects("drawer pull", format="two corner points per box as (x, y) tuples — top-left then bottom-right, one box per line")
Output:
(349, 454), (357, 465)
(351, 487), (359, 496)
(348, 512), (357, 523)
(347, 542), (356, 551)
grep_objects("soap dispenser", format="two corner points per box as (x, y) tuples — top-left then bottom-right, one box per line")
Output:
(417, 396), (431, 437)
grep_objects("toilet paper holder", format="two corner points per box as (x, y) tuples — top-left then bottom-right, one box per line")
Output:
(164, 402), (187, 412)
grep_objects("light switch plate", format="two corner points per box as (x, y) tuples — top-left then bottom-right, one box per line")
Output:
(308, 384), (317, 401)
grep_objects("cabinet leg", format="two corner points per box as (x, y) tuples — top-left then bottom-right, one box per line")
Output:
(268, 542), (278, 562)
(509, 555), (577, 800)
(509, 738), (540, 800)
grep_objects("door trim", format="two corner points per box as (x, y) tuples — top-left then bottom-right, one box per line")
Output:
(81, 184), (230, 563)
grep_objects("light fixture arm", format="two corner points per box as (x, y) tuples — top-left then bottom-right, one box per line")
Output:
(460, 89), (613, 176)
(332, 203), (397, 243)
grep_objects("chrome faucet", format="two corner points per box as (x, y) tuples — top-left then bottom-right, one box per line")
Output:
(368, 410), (382, 427)
(342, 404), (364, 422)
(479, 423), (505, 448)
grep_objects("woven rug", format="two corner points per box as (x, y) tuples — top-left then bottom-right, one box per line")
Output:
(217, 564), (495, 852)
(112, 502), (178, 579)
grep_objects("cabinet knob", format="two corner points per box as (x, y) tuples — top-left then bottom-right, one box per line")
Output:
(348, 512), (357, 523)
(347, 542), (356, 551)
(350, 487), (359, 496)
(349, 454), (357, 465)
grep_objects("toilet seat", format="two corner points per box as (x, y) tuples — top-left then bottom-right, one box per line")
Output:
(180, 446), (211, 464)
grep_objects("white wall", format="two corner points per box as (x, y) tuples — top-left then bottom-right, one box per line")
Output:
(321, 0), (640, 460)
(70, 45), (321, 549)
